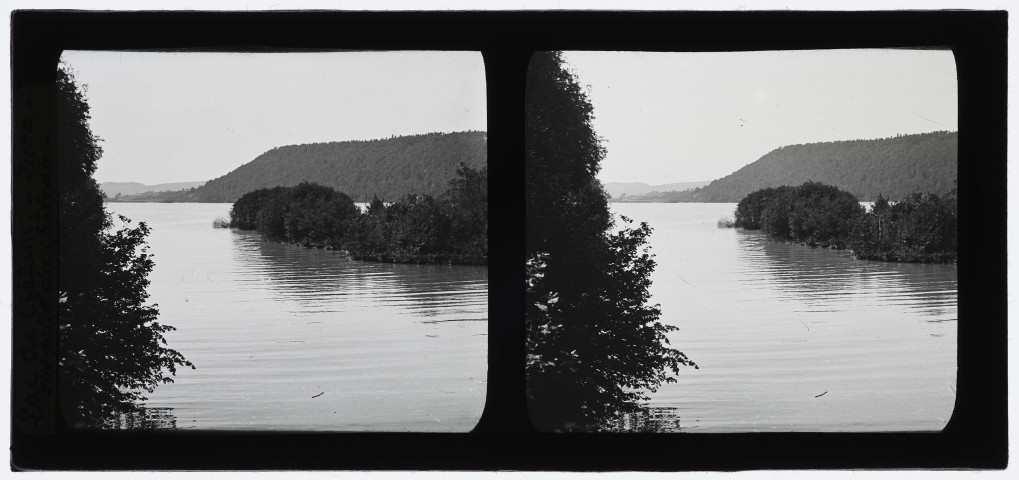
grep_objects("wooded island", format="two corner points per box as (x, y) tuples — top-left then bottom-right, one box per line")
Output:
(732, 182), (957, 263)
(225, 164), (487, 265)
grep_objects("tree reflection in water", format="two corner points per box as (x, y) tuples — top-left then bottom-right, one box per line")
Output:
(103, 204), (487, 431)
(108, 406), (179, 430)
(233, 229), (488, 321)
(734, 229), (956, 318)
(605, 407), (685, 433)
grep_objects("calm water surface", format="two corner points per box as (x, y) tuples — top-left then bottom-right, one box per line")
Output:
(611, 203), (957, 432)
(108, 203), (488, 431)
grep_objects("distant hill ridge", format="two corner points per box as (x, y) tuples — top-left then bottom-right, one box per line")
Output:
(101, 181), (206, 197)
(616, 131), (957, 203)
(138, 131), (486, 203)
(603, 181), (709, 199)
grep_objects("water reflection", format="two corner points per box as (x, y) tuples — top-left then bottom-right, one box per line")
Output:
(108, 406), (179, 430)
(611, 202), (956, 432)
(607, 407), (685, 432)
(108, 203), (487, 431)
(735, 230), (957, 318)
(230, 230), (488, 321)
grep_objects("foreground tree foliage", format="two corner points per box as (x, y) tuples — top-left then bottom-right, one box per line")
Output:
(57, 65), (193, 428)
(734, 181), (957, 263)
(525, 51), (696, 432)
(228, 164), (487, 265)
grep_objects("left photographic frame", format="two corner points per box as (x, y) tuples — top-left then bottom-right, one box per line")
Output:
(53, 50), (489, 432)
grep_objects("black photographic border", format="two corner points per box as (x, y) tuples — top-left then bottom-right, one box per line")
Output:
(10, 9), (1007, 471)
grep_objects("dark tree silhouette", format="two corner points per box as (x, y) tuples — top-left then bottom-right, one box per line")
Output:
(525, 51), (696, 432)
(57, 65), (193, 428)
(441, 163), (488, 257)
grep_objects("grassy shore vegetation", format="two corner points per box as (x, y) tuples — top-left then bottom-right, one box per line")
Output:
(227, 163), (487, 265)
(733, 181), (957, 263)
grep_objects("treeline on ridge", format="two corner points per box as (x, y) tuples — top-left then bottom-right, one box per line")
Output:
(732, 181), (957, 263)
(616, 131), (957, 203)
(228, 164), (487, 265)
(197, 131), (487, 203)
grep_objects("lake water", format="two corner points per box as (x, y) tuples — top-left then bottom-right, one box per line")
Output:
(106, 202), (954, 432)
(611, 203), (957, 432)
(106, 203), (488, 432)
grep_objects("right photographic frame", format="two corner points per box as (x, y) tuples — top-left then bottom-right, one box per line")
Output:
(520, 10), (1007, 468)
(525, 48), (959, 433)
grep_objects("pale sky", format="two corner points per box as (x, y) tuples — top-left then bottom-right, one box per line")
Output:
(59, 51), (487, 184)
(562, 49), (958, 185)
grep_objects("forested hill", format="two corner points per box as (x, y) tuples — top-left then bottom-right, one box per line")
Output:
(619, 131), (957, 203)
(188, 131), (486, 203)
(694, 131), (957, 202)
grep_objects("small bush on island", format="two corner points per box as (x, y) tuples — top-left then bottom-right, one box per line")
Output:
(212, 218), (230, 228)
(716, 217), (734, 228)
(733, 182), (957, 263)
(227, 164), (487, 265)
